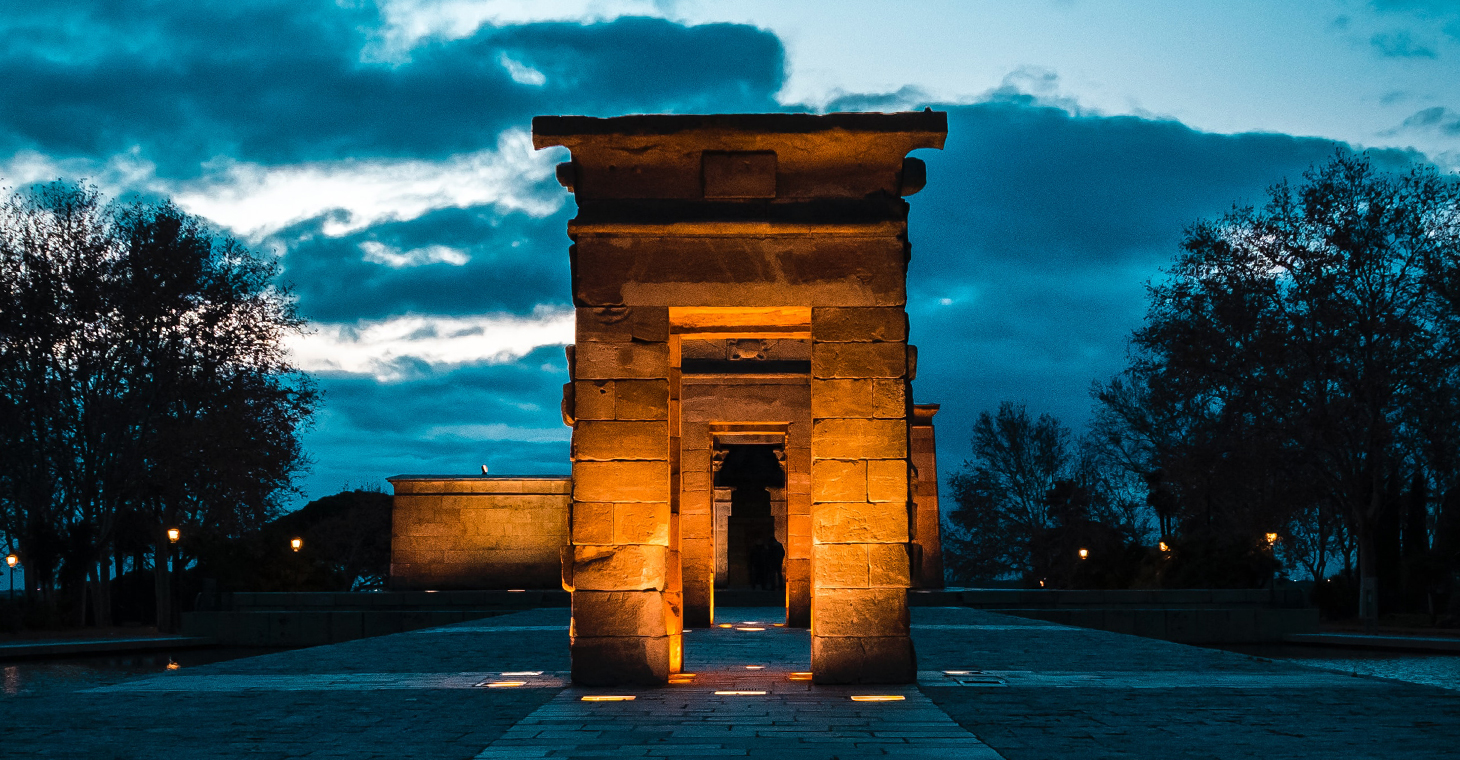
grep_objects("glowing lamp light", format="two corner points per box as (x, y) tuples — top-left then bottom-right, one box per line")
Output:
(1265, 532), (1280, 545)
(789, 672), (813, 681)
(508, 589), (525, 592)
(581, 695), (635, 702)
(165, 661), (180, 671)
(167, 528), (180, 544)
(290, 537), (303, 552)
(1078, 548), (1089, 560)
(714, 690), (766, 696)
(717, 623), (733, 628)
(744, 665), (765, 670)
(772, 623), (785, 627)
(1159, 541), (1170, 552)
(943, 670), (973, 675)
(851, 695), (905, 702)
(501, 671), (542, 676)
(5, 554), (17, 568)
(487, 681), (526, 688)
(737, 627), (766, 631)
(669, 672), (696, 683)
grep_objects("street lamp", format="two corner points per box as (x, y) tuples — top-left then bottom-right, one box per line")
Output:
(1078, 548), (1089, 560)
(6, 553), (17, 600)
(167, 528), (180, 544)
(291, 537), (303, 552)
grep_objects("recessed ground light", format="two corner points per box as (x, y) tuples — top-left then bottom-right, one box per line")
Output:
(486, 681), (526, 688)
(743, 621), (759, 624)
(737, 627), (766, 631)
(581, 695), (636, 702)
(508, 589), (525, 592)
(714, 690), (767, 696)
(744, 665), (764, 670)
(788, 672), (812, 681)
(718, 623), (733, 628)
(850, 695), (905, 702)
(943, 670), (973, 675)
(772, 623), (785, 627)
(501, 671), (542, 676)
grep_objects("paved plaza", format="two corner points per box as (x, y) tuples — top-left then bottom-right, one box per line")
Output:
(4, 607), (1458, 758)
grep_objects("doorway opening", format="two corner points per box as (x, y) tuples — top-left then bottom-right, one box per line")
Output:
(713, 444), (786, 596)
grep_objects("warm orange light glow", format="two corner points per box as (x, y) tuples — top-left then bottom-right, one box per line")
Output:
(717, 623), (733, 628)
(5, 554), (16, 568)
(508, 589), (525, 592)
(166, 661), (180, 671)
(487, 681), (526, 688)
(772, 623), (785, 627)
(167, 528), (180, 544)
(290, 537), (303, 552)
(714, 690), (767, 696)
(1038, 579), (1045, 587)
(1265, 532), (1279, 545)
(744, 665), (764, 670)
(581, 695), (636, 702)
(789, 672), (813, 681)
(1078, 548), (1089, 559)
(1159, 541), (1170, 552)
(851, 695), (905, 702)
(737, 627), (766, 631)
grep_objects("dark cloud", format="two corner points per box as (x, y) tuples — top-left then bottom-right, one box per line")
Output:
(1371, 30), (1438, 57)
(0, 3), (785, 175)
(279, 205), (572, 321)
(904, 103), (1421, 468)
(1390, 105), (1460, 135)
(298, 345), (571, 496)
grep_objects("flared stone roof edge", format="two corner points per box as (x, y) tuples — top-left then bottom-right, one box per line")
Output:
(532, 111), (947, 147)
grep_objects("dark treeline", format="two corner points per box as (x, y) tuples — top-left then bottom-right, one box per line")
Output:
(946, 153), (1460, 622)
(0, 182), (317, 631)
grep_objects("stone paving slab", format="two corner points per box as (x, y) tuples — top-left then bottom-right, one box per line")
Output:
(3, 605), (1458, 758)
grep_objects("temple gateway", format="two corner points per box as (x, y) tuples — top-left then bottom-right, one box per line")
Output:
(389, 112), (948, 685)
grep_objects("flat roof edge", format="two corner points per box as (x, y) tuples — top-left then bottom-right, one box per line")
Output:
(386, 475), (573, 482)
(532, 111), (947, 142)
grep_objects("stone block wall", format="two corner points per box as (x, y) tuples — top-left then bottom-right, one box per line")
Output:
(388, 477), (571, 589)
(809, 306), (916, 684)
(566, 306), (677, 685)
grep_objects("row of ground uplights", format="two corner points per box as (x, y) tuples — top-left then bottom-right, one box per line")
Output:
(581, 622), (906, 702)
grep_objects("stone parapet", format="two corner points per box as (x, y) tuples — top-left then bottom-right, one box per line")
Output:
(388, 476), (571, 590)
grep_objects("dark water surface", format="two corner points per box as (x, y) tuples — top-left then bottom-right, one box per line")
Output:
(1, 647), (287, 697)
(1216, 643), (1460, 691)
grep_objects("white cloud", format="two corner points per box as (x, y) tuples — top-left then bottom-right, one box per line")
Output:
(423, 422), (571, 442)
(360, 241), (471, 267)
(0, 129), (566, 242)
(286, 306), (573, 382)
(498, 52), (547, 86)
(369, 0), (672, 57)
(175, 129), (562, 239)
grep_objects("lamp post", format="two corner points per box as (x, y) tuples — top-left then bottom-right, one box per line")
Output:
(290, 537), (303, 553)
(6, 553), (17, 600)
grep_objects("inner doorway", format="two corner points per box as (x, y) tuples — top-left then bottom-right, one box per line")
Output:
(712, 444), (786, 598)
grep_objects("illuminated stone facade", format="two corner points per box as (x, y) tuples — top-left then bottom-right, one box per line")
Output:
(537, 112), (947, 685)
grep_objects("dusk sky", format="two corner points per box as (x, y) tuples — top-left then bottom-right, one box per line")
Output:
(3, 0), (1459, 506)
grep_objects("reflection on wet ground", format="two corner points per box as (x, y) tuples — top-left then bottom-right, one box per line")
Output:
(1215, 643), (1460, 691)
(1, 647), (288, 697)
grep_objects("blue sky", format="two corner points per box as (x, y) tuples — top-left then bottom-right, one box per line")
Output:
(2, 0), (1458, 514)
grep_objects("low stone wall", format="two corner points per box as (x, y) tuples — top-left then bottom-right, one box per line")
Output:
(388, 476), (571, 590)
(909, 587), (1318, 643)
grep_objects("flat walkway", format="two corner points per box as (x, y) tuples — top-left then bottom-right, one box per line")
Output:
(3, 607), (1457, 758)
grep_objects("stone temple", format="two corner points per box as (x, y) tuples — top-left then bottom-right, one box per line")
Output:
(388, 112), (948, 685)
